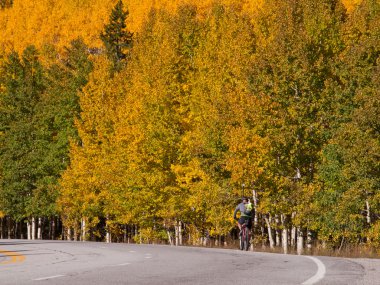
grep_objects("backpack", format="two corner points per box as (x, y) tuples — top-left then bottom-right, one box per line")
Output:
(244, 202), (253, 216)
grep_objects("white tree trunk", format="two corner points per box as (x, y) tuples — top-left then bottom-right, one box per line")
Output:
(306, 230), (312, 250)
(27, 219), (31, 240)
(275, 215), (281, 246)
(167, 230), (173, 245)
(73, 227), (78, 241)
(252, 189), (258, 226)
(264, 216), (275, 249)
(291, 226), (296, 247)
(282, 228), (288, 254)
(31, 217), (36, 240)
(365, 200), (371, 224)
(297, 227), (304, 255)
(67, 227), (72, 241)
(105, 216), (111, 243)
(175, 222), (179, 246)
(179, 221), (183, 245)
(275, 230), (281, 247)
(51, 217), (56, 240)
(291, 212), (296, 247)
(202, 236), (208, 247)
(281, 214), (288, 254)
(81, 218), (86, 241)
(37, 217), (42, 239)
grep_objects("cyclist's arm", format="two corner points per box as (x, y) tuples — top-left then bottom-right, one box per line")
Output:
(233, 206), (239, 220)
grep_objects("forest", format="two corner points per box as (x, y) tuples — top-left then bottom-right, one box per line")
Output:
(0, 0), (379, 255)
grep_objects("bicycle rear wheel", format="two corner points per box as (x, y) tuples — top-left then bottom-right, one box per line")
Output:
(239, 231), (244, 250)
(244, 229), (250, 251)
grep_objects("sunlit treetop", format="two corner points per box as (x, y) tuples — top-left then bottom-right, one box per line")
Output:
(0, 0), (361, 55)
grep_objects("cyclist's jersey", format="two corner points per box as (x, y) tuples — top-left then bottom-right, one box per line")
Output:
(245, 202), (253, 212)
(234, 202), (252, 220)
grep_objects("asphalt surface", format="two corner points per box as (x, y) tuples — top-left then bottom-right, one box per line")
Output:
(0, 239), (379, 285)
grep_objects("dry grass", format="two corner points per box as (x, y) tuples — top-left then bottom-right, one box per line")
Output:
(187, 239), (380, 259)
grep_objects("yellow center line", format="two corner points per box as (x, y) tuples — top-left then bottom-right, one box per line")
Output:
(0, 249), (26, 265)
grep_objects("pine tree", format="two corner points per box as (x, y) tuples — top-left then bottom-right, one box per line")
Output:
(0, 46), (45, 220)
(100, 0), (133, 69)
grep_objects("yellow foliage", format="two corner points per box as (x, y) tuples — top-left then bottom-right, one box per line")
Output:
(0, 0), (113, 53)
(0, 0), (362, 55)
(0, 0), (265, 54)
(367, 221), (380, 248)
(341, 0), (364, 12)
(25, 0), (378, 245)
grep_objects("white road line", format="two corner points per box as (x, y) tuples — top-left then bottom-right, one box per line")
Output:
(145, 256), (152, 259)
(129, 250), (136, 253)
(302, 256), (326, 285)
(32, 275), (65, 281)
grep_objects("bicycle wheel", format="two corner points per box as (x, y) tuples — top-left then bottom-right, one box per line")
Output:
(244, 229), (250, 251)
(239, 230), (244, 250)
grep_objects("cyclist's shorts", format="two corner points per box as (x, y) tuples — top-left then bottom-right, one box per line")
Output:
(238, 216), (252, 229)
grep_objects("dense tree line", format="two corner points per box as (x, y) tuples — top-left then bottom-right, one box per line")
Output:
(0, 0), (379, 254)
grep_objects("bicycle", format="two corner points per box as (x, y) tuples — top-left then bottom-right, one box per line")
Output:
(239, 220), (251, 251)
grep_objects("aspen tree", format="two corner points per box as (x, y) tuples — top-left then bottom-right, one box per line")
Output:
(251, 0), (346, 251)
(315, 0), (380, 248)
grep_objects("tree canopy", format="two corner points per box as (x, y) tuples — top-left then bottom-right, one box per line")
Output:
(0, 0), (378, 252)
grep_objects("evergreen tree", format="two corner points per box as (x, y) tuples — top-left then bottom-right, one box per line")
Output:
(34, 39), (93, 218)
(0, 41), (92, 225)
(0, 46), (45, 220)
(100, 0), (133, 69)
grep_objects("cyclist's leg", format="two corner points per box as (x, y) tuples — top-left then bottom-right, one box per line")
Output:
(247, 218), (253, 242)
(247, 217), (252, 230)
(238, 217), (245, 235)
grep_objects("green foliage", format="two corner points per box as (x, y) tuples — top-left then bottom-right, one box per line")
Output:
(314, 0), (380, 246)
(0, 40), (92, 221)
(0, 46), (46, 220)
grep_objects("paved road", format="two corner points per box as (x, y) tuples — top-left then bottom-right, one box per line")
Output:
(0, 240), (379, 284)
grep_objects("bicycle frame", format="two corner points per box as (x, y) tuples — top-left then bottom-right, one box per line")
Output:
(239, 221), (251, 251)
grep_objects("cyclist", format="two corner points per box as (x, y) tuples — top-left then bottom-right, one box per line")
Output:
(233, 197), (253, 234)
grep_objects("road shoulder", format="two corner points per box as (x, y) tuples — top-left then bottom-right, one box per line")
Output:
(348, 258), (380, 285)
